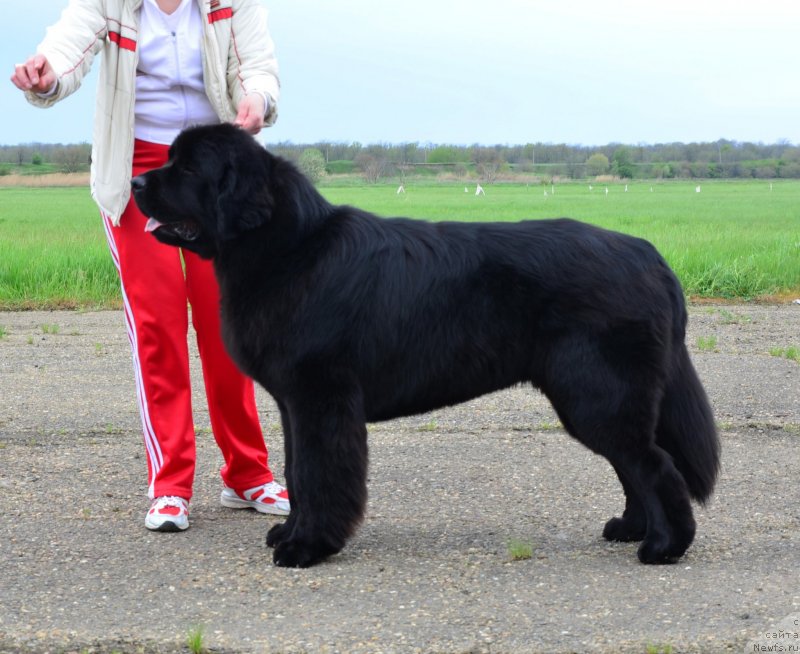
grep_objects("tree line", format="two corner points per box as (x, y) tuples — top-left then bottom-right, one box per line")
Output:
(0, 143), (91, 174)
(2, 138), (799, 182)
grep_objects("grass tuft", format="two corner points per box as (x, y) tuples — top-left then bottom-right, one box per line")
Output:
(696, 335), (718, 352)
(186, 625), (206, 654)
(417, 419), (438, 432)
(507, 539), (534, 561)
(716, 309), (751, 325)
(769, 346), (800, 363)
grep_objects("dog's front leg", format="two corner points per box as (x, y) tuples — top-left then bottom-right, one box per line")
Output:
(266, 400), (296, 550)
(270, 389), (369, 568)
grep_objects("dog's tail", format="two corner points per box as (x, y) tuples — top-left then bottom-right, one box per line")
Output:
(656, 343), (720, 504)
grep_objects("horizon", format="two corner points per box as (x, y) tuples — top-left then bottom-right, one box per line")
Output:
(1, 136), (796, 149)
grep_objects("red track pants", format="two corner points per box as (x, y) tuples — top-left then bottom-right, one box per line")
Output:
(102, 139), (274, 501)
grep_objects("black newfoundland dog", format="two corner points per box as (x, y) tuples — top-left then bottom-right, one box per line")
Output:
(132, 124), (719, 568)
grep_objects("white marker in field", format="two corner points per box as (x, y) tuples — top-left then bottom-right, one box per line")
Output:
(475, 184), (485, 196)
(397, 185), (405, 194)
(605, 187), (609, 196)
(696, 185), (701, 193)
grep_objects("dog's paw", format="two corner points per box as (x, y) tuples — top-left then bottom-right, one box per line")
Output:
(637, 515), (695, 564)
(602, 516), (646, 542)
(637, 538), (683, 564)
(271, 535), (342, 568)
(272, 539), (329, 568)
(266, 522), (290, 549)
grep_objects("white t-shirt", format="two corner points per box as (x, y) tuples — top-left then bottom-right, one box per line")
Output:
(134, 0), (219, 144)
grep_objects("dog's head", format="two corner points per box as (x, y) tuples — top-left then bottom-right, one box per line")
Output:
(131, 124), (274, 258)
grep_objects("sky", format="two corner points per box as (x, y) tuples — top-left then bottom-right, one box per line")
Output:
(3, 0), (800, 147)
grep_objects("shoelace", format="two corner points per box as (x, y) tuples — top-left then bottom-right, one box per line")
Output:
(244, 482), (287, 502)
(262, 482), (285, 495)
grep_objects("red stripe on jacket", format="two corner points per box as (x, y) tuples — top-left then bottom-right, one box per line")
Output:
(109, 31), (137, 52)
(208, 7), (233, 23)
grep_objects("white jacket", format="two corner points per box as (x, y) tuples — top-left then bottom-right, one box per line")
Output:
(25, 0), (280, 224)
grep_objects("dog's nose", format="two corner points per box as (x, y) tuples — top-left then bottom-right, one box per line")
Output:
(131, 175), (146, 191)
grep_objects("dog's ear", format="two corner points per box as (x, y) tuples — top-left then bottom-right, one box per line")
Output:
(215, 149), (274, 240)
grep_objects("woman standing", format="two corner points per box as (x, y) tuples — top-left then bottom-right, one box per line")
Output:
(11, 0), (289, 532)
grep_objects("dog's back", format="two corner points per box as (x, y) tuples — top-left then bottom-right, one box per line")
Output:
(304, 216), (682, 423)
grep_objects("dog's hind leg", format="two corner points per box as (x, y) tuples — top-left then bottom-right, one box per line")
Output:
(610, 446), (696, 563)
(268, 384), (369, 568)
(558, 401), (695, 563)
(542, 342), (696, 564)
(557, 401), (646, 541)
(602, 464), (647, 542)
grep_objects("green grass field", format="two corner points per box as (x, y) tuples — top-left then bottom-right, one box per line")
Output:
(0, 179), (798, 309)
(0, 187), (118, 309)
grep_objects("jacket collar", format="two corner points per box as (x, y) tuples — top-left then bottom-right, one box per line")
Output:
(127, 0), (219, 13)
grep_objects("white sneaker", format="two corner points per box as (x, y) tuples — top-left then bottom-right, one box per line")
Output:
(145, 496), (190, 532)
(220, 481), (290, 516)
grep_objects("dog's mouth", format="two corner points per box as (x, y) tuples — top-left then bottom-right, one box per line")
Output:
(145, 217), (201, 241)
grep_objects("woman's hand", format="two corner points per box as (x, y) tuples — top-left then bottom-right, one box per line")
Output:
(234, 93), (266, 134)
(11, 54), (57, 94)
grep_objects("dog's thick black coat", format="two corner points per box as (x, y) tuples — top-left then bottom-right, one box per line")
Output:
(132, 124), (720, 568)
